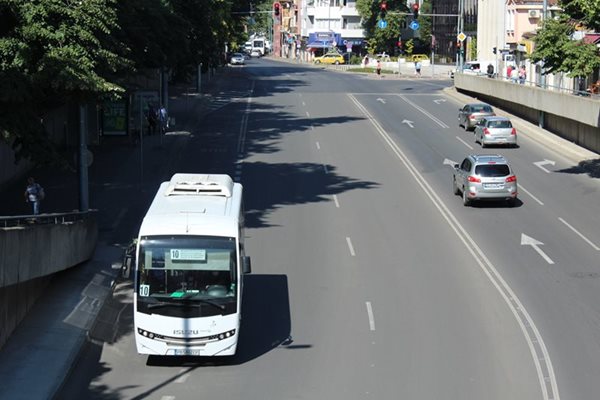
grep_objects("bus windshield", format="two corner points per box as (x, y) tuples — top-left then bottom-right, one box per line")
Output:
(137, 235), (237, 317)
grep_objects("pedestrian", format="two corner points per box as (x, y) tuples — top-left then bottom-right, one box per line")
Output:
(487, 63), (494, 78)
(415, 61), (422, 77)
(24, 177), (44, 215)
(376, 59), (381, 77)
(158, 104), (168, 134)
(506, 64), (513, 80)
(363, 55), (369, 69)
(510, 67), (518, 83)
(147, 104), (157, 135)
(518, 65), (526, 84)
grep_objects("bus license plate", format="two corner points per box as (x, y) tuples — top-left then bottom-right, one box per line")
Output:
(173, 349), (203, 356)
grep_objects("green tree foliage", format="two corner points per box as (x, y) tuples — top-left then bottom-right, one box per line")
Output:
(530, 3), (600, 78)
(415, 0), (432, 53)
(356, 0), (408, 54)
(0, 0), (249, 164)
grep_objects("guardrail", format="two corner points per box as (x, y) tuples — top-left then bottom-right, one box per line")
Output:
(0, 210), (98, 228)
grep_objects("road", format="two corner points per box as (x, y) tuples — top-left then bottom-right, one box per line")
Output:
(57, 58), (600, 400)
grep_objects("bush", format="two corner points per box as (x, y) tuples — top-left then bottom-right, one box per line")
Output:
(349, 54), (362, 65)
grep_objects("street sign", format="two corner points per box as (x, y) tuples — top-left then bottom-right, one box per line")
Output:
(378, 19), (388, 29)
(457, 32), (466, 42)
(409, 20), (420, 31)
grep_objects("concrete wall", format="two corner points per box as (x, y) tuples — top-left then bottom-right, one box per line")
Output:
(0, 216), (98, 348)
(455, 73), (600, 154)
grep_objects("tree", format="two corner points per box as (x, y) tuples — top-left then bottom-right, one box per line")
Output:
(356, 0), (409, 54)
(530, 3), (600, 78)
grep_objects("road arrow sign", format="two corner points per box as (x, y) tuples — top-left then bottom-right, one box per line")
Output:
(433, 99), (447, 104)
(443, 158), (458, 167)
(533, 159), (556, 173)
(402, 119), (414, 128)
(521, 234), (555, 264)
(377, 98), (386, 104)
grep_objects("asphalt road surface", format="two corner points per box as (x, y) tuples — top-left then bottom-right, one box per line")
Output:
(57, 58), (600, 400)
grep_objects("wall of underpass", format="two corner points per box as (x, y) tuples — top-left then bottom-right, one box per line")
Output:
(0, 216), (98, 348)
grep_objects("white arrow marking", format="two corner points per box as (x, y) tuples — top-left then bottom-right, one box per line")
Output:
(521, 234), (554, 264)
(533, 159), (556, 174)
(434, 99), (447, 104)
(377, 98), (386, 104)
(443, 158), (458, 167)
(402, 119), (414, 128)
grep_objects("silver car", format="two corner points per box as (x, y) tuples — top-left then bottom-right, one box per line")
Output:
(458, 103), (495, 131)
(230, 53), (245, 65)
(474, 116), (517, 147)
(452, 154), (518, 207)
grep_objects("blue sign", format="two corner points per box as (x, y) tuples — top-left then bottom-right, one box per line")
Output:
(378, 19), (388, 29)
(409, 20), (420, 31)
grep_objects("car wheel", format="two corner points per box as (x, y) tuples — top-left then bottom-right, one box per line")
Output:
(462, 190), (471, 206)
(452, 178), (460, 195)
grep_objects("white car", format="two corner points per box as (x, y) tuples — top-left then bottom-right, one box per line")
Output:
(250, 49), (262, 57)
(229, 53), (245, 65)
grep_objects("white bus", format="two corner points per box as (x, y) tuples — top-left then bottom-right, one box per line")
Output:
(133, 173), (251, 356)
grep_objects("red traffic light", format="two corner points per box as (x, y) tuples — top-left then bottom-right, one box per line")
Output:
(412, 3), (419, 18)
(274, 2), (281, 16)
(397, 41), (403, 48)
(380, 1), (387, 10)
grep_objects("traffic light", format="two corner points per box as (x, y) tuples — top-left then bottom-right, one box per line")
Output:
(397, 41), (403, 48)
(412, 3), (419, 19)
(380, 1), (387, 19)
(493, 47), (497, 54)
(274, 2), (280, 17)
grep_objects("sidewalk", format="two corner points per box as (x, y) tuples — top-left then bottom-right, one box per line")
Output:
(0, 68), (231, 400)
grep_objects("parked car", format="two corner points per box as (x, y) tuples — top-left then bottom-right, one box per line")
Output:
(474, 116), (518, 148)
(314, 53), (345, 65)
(229, 53), (245, 65)
(458, 103), (495, 131)
(452, 154), (518, 207)
(250, 49), (262, 57)
(450, 61), (486, 78)
(408, 54), (429, 62)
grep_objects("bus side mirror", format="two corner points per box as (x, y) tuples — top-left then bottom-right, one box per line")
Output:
(242, 256), (252, 274)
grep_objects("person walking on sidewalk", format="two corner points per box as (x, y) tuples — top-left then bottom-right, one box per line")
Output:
(24, 177), (44, 215)
(376, 59), (382, 77)
(415, 61), (422, 77)
(158, 104), (168, 134)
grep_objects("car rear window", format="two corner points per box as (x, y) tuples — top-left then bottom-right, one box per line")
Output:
(472, 105), (493, 112)
(487, 120), (512, 128)
(475, 164), (510, 177)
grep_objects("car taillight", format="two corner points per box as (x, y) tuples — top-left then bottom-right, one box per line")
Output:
(505, 175), (517, 183)
(483, 128), (490, 135)
(511, 128), (516, 135)
(468, 176), (481, 183)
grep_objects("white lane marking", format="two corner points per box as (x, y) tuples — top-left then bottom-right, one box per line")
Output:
(377, 98), (386, 104)
(534, 159), (556, 174)
(323, 164), (329, 174)
(333, 194), (340, 208)
(521, 234), (555, 264)
(455, 136), (474, 150)
(175, 368), (191, 383)
(519, 184), (545, 206)
(348, 93), (560, 400)
(443, 158), (459, 167)
(302, 101), (306, 106)
(396, 95), (450, 128)
(236, 82), (254, 155)
(558, 217), (600, 251)
(402, 119), (414, 128)
(316, 141), (321, 150)
(366, 302), (376, 331)
(346, 237), (356, 256)
(306, 111), (310, 117)
(434, 99), (447, 104)
(161, 396), (175, 400)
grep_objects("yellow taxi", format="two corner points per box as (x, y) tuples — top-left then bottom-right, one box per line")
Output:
(313, 53), (345, 65)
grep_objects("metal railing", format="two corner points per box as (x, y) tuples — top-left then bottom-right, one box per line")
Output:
(0, 210), (98, 228)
